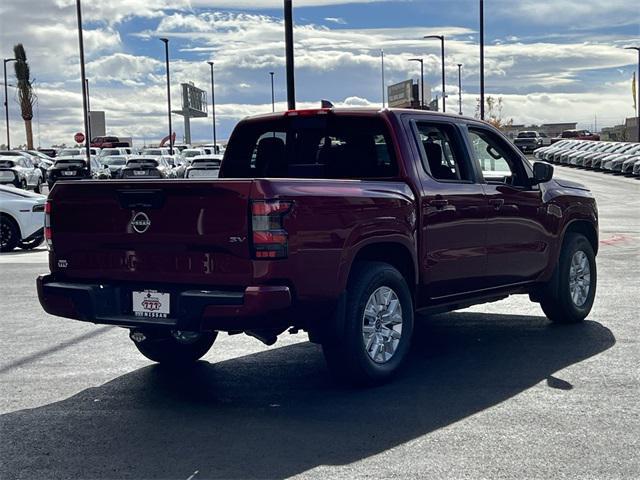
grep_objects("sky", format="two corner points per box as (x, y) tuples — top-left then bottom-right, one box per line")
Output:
(0, 0), (638, 147)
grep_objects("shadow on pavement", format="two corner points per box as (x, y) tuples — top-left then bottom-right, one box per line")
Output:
(0, 312), (614, 479)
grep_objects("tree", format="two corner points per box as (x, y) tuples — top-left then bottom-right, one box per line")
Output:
(13, 44), (36, 149)
(475, 95), (514, 129)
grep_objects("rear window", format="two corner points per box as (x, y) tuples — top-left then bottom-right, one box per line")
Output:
(0, 160), (17, 168)
(221, 115), (397, 179)
(517, 132), (536, 138)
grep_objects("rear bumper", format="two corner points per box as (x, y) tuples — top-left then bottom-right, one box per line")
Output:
(37, 274), (292, 331)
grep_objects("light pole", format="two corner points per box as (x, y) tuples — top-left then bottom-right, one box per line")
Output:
(207, 61), (217, 150)
(3, 58), (16, 149)
(269, 71), (275, 112)
(284, 0), (295, 110)
(85, 78), (91, 143)
(625, 46), (640, 142)
(479, 0), (485, 120)
(381, 49), (385, 108)
(409, 58), (424, 109)
(457, 63), (463, 115)
(424, 35), (445, 112)
(75, 0), (91, 168)
(160, 38), (173, 155)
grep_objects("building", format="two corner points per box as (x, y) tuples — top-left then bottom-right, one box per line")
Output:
(600, 124), (627, 141)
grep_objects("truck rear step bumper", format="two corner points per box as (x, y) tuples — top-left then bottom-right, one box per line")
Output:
(37, 274), (292, 331)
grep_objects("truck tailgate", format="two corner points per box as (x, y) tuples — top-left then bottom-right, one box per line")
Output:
(48, 180), (254, 287)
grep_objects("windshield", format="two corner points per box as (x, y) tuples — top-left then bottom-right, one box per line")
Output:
(59, 149), (81, 156)
(102, 158), (127, 165)
(101, 149), (120, 156)
(142, 149), (162, 156)
(182, 150), (202, 158)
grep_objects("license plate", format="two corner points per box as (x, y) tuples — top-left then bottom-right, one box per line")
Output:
(132, 290), (171, 318)
(62, 171), (76, 176)
(133, 170), (147, 176)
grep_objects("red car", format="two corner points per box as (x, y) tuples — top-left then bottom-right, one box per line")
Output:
(90, 136), (130, 149)
(551, 129), (600, 144)
(38, 108), (598, 385)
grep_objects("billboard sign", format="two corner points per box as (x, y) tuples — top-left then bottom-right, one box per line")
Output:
(181, 83), (208, 118)
(387, 80), (414, 108)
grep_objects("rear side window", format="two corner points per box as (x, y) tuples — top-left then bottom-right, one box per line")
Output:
(222, 115), (397, 179)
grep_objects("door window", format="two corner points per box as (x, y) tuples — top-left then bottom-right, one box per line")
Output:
(414, 122), (473, 182)
(468, 128), (528, 187)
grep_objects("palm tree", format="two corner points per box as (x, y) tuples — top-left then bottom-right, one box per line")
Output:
(13, 44), (35, 149)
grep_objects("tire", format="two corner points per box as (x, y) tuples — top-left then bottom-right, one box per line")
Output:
(539, 233), (597, 324)
(18, 236), (44, 250)
(20, 179), (27, 190)
(34, 178), (42, 194)
(0, 214), (20, 252)
(322, 261), (414, 386)
(131, 330), (217, 366)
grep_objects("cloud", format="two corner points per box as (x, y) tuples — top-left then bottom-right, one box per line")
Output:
(324, 17), (347, 24)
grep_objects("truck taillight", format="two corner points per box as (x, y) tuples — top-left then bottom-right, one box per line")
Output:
(251, 200), (293, 259)
(44, 200), (52, 250)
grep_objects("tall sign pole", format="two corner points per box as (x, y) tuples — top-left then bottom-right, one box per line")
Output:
(160, 38), (173, 155)
(75, 0), (91, 170)
(284, 0), (295, 110)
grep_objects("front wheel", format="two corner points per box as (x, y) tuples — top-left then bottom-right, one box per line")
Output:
(131, 330), (217, 366)
(539, 233), (597, 324)
(34, 178), (42, 194)
(322, 261), (414, 386)
(20, 179), (27, 190)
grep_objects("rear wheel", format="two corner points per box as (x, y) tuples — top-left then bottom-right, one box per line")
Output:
(20, 179), (27, 190)
(34, 178), (42, 194)
(131, 330), (217, 366)
(322, 261), (414, 386)
(0, 214), (20, 252)
(539, 233), (596, 324)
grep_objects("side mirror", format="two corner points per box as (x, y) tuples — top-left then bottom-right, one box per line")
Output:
(532, 161), (553, 185)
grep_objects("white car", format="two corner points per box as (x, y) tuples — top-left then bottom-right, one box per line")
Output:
(99, 147), (133, 157)
(58, 148), (101, 157)
(0, 155), (44, 192)
(0, 185), (46, 252)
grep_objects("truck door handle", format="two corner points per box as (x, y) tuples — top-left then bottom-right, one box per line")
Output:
(429, 198), (449, 209)
(489, 198), (504, 211)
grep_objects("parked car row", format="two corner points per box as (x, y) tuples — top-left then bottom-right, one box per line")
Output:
(533, 140), (640, 175)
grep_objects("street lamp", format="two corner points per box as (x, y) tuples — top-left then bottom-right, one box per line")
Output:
(207, 61), (217, 151)
(424, 35), (446, 112)
(284, 0), (295, 110)
(269, 71), (275, 112)
(479, 0), (485, 120)
(409, 58), (424, 109)
(625, 46), (640, 142)
(159, 38), (173, 155)
(3, 58), (16, 149)
(457, 63), (463, 115)
(75, 0), (91, 168)
(85, 78), (91, 143)
(381, 49), (385, 108)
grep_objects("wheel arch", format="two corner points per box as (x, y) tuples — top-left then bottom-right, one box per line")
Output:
(346, 241), (417, 297)
(563, 219), (598, 255)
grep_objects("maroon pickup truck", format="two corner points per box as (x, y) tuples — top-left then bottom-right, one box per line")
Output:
(38, 108), (598, 385)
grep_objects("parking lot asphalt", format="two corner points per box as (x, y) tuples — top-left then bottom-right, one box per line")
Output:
(1, 165), (638, 479)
